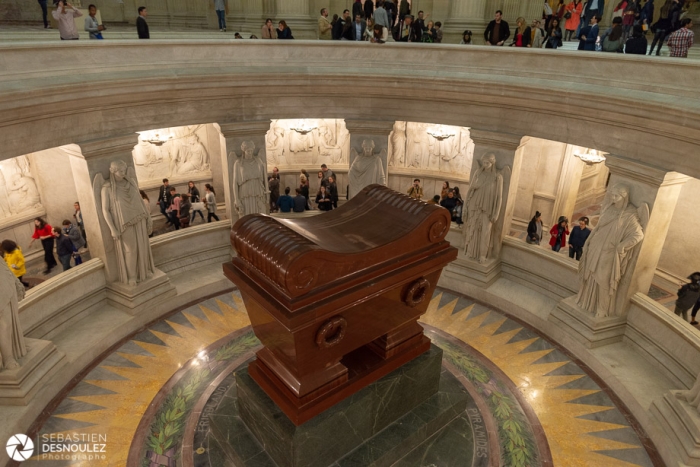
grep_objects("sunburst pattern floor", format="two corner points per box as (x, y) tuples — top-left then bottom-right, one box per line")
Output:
(22, 289), (661, 467)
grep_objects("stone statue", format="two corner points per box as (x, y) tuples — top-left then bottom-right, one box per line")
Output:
(389, 122), (406, 168)
(348, 139), (387, 198)
(232, 141), (268, 217)
(0, 169), (10, 218)
(289, 120), (317, 153)
(317, 120), (349, 164)
(7, 172), (41, 214)
(94, 160), (155, 286)
(406, 123), (429, 169)
(0, 264), (27, 371)
(266, 125), (286, 165)
(577, 184), (648, 318)
(177, 134), (209, 173)
(463, 153), (508, 263)
(676, 374), (700, 412)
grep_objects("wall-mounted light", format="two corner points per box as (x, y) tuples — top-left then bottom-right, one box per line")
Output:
(574, 148), (606, 165)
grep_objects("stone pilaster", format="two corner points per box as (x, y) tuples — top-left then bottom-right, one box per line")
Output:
(443, 0), (487, 43)
(551, 145), (586, 227)
(344, 120), (394, 199)
(65, 135), (175, 315)
(550, 154), (691, 348)
(218, 121), (271, 223)
(275, 0), (316, 39)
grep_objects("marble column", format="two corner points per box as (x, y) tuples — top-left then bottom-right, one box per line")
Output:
(218, 121), (271, 224)
(228, 0), (246, 32)
(550, 154), (690, 348)
(243, 0), (264, 33)
(275, 0), (316, 39)
(345, 120), (394, 199)
(444, 0), (487, 43)
(551, 145), (586, 227)
(65, 136), (175, 315)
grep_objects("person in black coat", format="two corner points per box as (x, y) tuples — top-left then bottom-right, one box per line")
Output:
(137, 6), (149, 39)
(364, 0), (374, 22)
(568, 217), (591, 260)
(333, 10), (349, 39)
(484, 10), (510, 45)
(526, 211), (543, 244)
(676, 272), (700, 322)
(53, 227), (75, 271)
(315, 186), (333, 211)
(328, 176), (339, 208)
(625, 25), (648, 54)
(440, 189), (458, 221)
(352, 0), (363, 20)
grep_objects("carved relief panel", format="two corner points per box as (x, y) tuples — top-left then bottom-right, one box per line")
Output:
(388, 122), (474, 178)
(266, 119), (351, 169)
(132, 124), (214, 184)
(0, 155), (43, 220)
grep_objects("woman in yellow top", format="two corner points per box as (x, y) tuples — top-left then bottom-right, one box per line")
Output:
(2, 240), (29, 287)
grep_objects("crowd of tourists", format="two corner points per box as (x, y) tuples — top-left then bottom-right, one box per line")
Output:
(154, 179), (220, 230)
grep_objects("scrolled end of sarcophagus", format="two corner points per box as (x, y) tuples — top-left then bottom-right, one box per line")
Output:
(223, 184), (458, 425)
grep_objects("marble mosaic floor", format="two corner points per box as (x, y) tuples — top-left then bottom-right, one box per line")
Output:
(23, 289), (662, 467)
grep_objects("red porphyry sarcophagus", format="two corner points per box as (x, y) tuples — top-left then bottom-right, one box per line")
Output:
(223, 184), (458, 425)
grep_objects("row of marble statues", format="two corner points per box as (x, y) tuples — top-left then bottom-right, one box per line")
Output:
(389, 122), (473, 175)
(132, 126), (211, 182)
(266, 119), (350, 167)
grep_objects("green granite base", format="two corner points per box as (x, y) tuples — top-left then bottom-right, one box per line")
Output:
(208, 345), (470, 467)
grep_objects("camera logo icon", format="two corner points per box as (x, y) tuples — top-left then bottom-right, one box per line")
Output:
(6, 434), (34, 462)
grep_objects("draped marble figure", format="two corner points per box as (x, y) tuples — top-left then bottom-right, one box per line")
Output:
(348, 139), (387, 198)
(0, 264), (27, 371)
(463, 153), (505, 263)
(95, 161), (155, 286)
(232, 141), (268, 217)
(577, 185), (647, 318)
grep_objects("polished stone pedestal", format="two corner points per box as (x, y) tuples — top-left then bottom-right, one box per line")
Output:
(650, 391), (700, 466)
(209, 345), (469, 467)
(549, 296), (627, 348)
(0, 338), (66, 405)
(105, 269), (175, 316)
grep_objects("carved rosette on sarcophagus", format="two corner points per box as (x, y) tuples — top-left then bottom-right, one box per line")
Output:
(223, 185), (458, 425)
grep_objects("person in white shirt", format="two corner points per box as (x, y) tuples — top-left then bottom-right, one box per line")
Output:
(53, 1), (82, 40)
(84, 4), (105, 39)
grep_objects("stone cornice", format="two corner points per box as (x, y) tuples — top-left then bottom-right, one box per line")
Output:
(218, 121), (271, 138)
(469, 129), (523, 151)
(72, 135), (139, 159)
(344, 120), (395, 136)
(605, 154), (692, 188)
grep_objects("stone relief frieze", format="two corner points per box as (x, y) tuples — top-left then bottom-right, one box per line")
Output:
(389, 122), (474, 177)
(266, 119), (350, 168)
(0, 155), (43, 220)
(133, 125), (212, 183)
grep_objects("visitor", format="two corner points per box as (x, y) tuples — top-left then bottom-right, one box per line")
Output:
(278, 187), (294, 213)
(484, 10), (510, 45)
(269, 174), (280, 212)
(452, 187), (464, 226)
(526, 211), (543, 244)
(601, 16), (624, 52)
(549, 216), (569, 252)
(625, 25), (648, 54)
(316, 171), (325, 192)
(579, 15), (600, 51)
(234, 32), (243, 39)
(300, 177), (310, 209)
(277, 20), (294, 39)
(350, 13), (367, 41)
(649, 0), (680, 55)
(675, 272), (700, 322)
(440, 189), (458, 223)
(423, 20), (436, 42)
(73, 201), (86, 247)
(214, 0), (226, 32)
(622, 0), (638, 41)
(666, 17), (694, 57)
(327, 176), (339, 208)
(583, 0), (606, 28)
(364, 0), (374, 23)
(460, 30), (473, 44)
(544, 0), (554, 29)
(440, 181), (450, 201)
(545, 18), (563, 48)
(365, 18), (376, 41)
(168, 187), (181, 230)
(53, 1), (82, 40)
(427, 195), (440, 205)
(555, 0), (567, 21)
(2, 240), (29, 288)
(384, 0), (396, 29)
(407, 178), (423, 200)
(398, 0), (410, 21)
(62, 219), (85, 253)
(640, 0), (655, 31)
(85, 4), (105, 39)
(262, 18), (275, 39)
(204, 184), (220, 222)
(564, 0), (584, 42)
(179, 193), (191, 228)
(38, 0), (50, 29)
(316, 186), (333, 211)
(292, 188), (307, 212)
(568, 217), (590, 260)
(510, 17), (531, 47)
(188, 181), (205, 223)
(414, 11), (428, 40)
(271, 166), (280, 179)
(250, 34), (258, 39)
(321, 164), (334, 185)
(53, 227), (75, 272)
(319, 8), (332, 39)
(374, 1), (390, 41)
(371, 24), (385, 42)
(434, 21), (443, 43)
(137, 6), (149, 39)
(531, 19), (545, 48)
(399, 15), (418, 42)
(333, 10), (350, 40)
(29, 217), (57, 275)
(157, 178), (172, 223)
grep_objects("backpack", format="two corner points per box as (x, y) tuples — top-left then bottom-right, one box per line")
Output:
(603, 36), (622, 52)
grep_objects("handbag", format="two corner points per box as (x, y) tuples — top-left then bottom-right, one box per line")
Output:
(191, 201), (205, 211)
(564, 11), (572, 19)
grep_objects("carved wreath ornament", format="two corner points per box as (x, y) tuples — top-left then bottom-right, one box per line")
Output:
(315, 316), (347, 349)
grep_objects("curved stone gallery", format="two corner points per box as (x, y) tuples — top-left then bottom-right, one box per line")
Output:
(26, 290), (659, 467)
